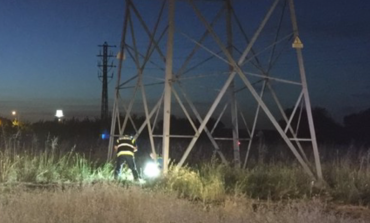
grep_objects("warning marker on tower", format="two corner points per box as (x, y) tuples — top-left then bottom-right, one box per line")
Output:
(116, 51), (125, 60)
(292, 36), (304, 49)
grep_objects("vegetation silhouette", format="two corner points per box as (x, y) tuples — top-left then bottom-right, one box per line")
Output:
(1, 106), (370, 165)
(280, 107), (348, 144)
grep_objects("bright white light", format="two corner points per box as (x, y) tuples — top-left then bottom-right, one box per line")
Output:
(143, 162), (161, 178)
(55, 110), (64, 118)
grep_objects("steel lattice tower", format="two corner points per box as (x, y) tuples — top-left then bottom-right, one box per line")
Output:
(108, 0), (324, 183)
(97, 42), (116, 121)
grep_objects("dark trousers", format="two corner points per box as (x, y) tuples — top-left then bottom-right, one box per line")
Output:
(115, 155), (139, 180)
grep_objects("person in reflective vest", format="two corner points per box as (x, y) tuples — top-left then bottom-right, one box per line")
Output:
(114, 135), (139, 181)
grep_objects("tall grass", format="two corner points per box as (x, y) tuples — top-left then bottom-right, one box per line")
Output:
(322, 150), (370, 205)
(156, 162), (226, 203)
(154, 161), (312, 203)
(0, 148), (113, 185)
(0, 183), (366, 223)
(152, 158), (370, 206)
(1, 140), (370, 207)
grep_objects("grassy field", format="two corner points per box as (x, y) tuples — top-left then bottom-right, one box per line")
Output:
(0, 183), (368, 223)
(0, 144), (370, 222)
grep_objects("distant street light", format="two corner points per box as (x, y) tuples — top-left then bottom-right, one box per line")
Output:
(11, 110), (19, 126)
(55, 110), (64, 122)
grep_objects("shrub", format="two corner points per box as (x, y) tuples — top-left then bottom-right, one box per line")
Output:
(0, 148), (113, 184)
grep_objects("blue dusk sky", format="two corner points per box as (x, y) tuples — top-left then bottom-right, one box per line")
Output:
(0, 0), (369, 124)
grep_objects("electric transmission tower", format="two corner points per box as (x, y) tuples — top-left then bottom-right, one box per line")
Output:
(97, 42), (116, 121)
(108, 0), (324, 183)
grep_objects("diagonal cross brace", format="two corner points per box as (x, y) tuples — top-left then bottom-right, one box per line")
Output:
(178, 0), (316, 180)
(177, 0), (280, 168)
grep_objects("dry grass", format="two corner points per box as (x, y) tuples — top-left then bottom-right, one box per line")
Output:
(0, 183), (367, 223)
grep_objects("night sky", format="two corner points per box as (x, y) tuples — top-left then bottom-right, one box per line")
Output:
(0, 0), (369, 124)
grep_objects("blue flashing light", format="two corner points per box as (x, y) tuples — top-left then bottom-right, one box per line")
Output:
(101, 129), (110, 140)
(101, 133), (108, 140)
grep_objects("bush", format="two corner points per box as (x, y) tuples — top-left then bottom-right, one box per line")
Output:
(1, 142), (370, 206)
(0, 148), (113, 184)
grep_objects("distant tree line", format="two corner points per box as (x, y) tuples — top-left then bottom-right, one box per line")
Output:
(1, 106), (370, 153)
(280, 107), (370, 145)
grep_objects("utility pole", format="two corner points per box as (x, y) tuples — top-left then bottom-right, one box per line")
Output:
(97, 42), (116, 122)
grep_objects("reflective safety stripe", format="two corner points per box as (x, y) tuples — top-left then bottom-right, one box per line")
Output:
(117, 151), (134, 157)
(117, 143), (136, 149)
